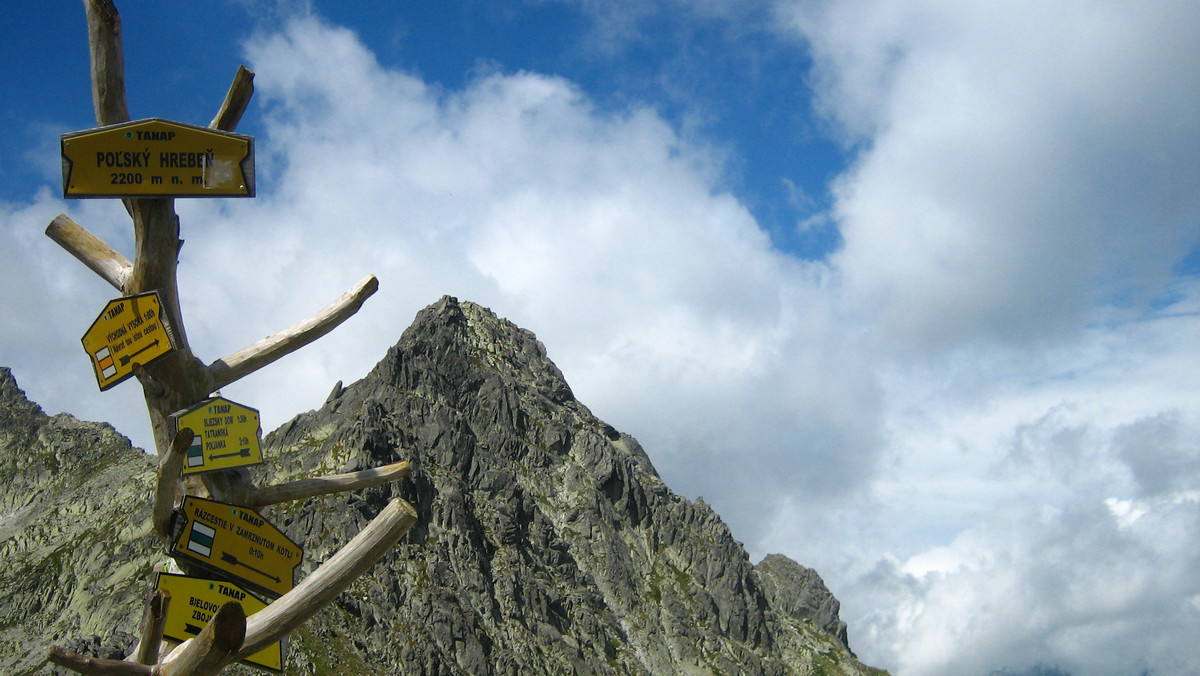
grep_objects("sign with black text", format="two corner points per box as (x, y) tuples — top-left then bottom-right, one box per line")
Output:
(154, 572), (283, 672)
(81, 291), (177, 390)
(169, 397), (264, 474)
(170, 495), (302, 598)
(61, 118), (254, 198)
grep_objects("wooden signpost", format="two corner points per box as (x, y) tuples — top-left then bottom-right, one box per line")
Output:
(41, 2), (420, 674)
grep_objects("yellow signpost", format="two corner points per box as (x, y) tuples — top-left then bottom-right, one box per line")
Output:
(170, 495), (302, 598)
(154, 572), (283, 672)
(61, 118), (254, 198)
(170, 397), (264, 475)
(81, 291), (177, 391)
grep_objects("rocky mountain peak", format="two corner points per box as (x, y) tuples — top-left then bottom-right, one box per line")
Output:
(0, 298), (885, 675)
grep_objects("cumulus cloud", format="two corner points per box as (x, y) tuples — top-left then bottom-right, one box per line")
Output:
(852, 490), (1200, 676)
(751, 2), (1200, 672)
(1115, 412), (1200, 498)
(0, 13), (863, 549)
(758, 288), (1200, 675)
(0, 192), (154, 438)
(777, 0), (1200, 353)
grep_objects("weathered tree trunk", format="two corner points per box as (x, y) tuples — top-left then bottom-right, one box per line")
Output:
(44, 2), (421, 673)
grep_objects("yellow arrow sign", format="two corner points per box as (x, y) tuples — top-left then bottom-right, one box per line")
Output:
(154, 572), (283, 673)
(81, 291), (177, 391)
(61, 118), (254, 198)
(170, 397), (264, 475)
(170, 495), (302, 598)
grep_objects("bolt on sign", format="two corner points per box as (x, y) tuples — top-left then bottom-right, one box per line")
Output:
(169, 397), (264, 475)
(61, 118), (254, 198)
(154, 572), (284, 672)
(170, 495), (302, 598)
(81, 291), (177, 391)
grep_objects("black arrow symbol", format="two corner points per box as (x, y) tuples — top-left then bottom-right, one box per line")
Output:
(210, 448), (252, 461)
(220, 552), (281, 583)
(119, 338), (161, 366)
(184, 623), (202, 635)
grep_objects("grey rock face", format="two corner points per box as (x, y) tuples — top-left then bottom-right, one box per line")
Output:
(0, 298), (886, 676)
(756, 554), (851, 651)
(0, 367), (160, 675)
(259, 297), (882, 675)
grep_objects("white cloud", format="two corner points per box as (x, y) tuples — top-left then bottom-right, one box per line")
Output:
(0, 191), (155, 441)
(758, 282), (1200, 675)
(778, 0), (1200, 354)
(856, 490), (1200, 676)
(188, 14), (885, 535)
(759, 4), (1200, 670)
(5, 6), (1200, 676)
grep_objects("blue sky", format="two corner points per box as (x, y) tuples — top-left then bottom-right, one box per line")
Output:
(2, 1), (845, 258)
(3, 2), (1200, 675)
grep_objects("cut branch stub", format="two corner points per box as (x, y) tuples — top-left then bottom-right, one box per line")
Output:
(210, 66), (255, 132)
(157, 601), (246, 676)
(47, 645), (150, 675)
(45, 214), (132, 292)
(153, 427), (193, 542)
(84, 0), (130, 126)
(135, 588), (170, 665)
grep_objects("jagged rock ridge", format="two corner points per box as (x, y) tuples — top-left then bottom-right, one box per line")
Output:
(0, 297), (885, 675)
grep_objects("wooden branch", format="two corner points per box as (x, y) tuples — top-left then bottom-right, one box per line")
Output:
(153, 428), (193, 541)
(207, 275), (379, 391)
(134, 589), (170, 665)
(246, 460), (412, 507)
(47, 646), (149, 675)
(157, 601), (245, 676)
(236, 498), (418, 659)
(84, 0), (130, 126)
(209, 66), (255, 132)
(45, 214), (132, 292)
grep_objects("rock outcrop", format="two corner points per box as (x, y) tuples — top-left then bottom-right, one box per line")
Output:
(0, 367), (159, 674)
(0, 297), (885, 675)
(756, 554), (851, 651)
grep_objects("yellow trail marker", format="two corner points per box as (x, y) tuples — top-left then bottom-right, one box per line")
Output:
(170, 397), (264, 475)
(154, 571), (283, 672)
(81, 291), (177, 391)
(61, 118), (254, 198)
